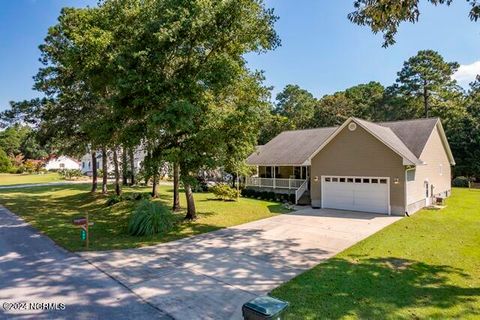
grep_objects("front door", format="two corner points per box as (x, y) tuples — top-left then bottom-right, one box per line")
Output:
(425, 182), (431, 206)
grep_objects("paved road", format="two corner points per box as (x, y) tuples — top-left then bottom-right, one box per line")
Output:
(0, 181), (91, 190)
(0, 180), (173, 190)
(82, 208), (402, 320)
(0, 206), (171, 320)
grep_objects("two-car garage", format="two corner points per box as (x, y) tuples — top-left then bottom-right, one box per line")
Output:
(321, 176), (390, 215)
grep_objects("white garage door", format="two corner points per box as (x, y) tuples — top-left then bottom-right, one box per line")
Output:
(322, 176), (390, 214)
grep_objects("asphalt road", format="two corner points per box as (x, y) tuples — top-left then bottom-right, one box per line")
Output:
(0, 206), (172, 320)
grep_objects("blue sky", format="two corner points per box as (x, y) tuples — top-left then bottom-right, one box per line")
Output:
(1, 0), (479, 111)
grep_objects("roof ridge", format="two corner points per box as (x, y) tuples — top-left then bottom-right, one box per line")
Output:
(378, 117), (439, 125)
(279, 118), (439, 134)
(281, 126), (338, 133)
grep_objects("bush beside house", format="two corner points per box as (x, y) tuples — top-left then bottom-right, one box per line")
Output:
(241, 188), (295, 203)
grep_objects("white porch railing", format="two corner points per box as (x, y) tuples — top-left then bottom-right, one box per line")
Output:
(245, 177), (306, 190)
(295, 180), (308, 204)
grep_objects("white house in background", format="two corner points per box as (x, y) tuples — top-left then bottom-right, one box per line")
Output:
(45, 156), (81, 171)
(80, 152), (114, 175)
(80, 146), (146, 176)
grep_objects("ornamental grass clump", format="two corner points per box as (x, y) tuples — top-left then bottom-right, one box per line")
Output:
(128, 200), (175, 236)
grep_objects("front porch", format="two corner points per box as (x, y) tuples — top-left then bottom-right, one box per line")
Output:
(245, 177), (306, 190)
(245, 165), (311, 204)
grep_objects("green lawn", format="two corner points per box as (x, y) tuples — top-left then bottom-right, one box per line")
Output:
(0, 173), (63, 186)
(0, 183), (289, 251)
(271, 188), (480, 319)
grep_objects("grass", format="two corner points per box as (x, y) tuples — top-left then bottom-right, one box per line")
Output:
(0, 173), (64, 186)
(271, 188), (480, 319)
(0, 183), (290, 251)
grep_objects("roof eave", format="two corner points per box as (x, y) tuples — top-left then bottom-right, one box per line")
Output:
(436, 120), (456, 165)
(246, 162), (310, 167)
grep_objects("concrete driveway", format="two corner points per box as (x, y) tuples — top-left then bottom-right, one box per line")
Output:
(0, 206), (171, 320)
(81, 208), (401, 320)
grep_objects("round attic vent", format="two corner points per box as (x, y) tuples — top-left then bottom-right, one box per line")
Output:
(348, 122), (357, 131)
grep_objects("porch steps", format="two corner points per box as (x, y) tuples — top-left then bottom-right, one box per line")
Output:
(297, 190), (311, 206)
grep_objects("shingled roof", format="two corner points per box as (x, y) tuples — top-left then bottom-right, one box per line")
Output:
(379, 118), (439, 158)
(247, 127), (337, 166)
(247, 117), (449, 166)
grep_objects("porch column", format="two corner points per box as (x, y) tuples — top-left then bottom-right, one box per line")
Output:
(256, 166), (259, 187)
(272, 165), (276, 189)
(259, 166), (262, 187)
(305, 166), (309, 190)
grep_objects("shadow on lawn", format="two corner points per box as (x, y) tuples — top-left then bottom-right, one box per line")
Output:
(272, 255), (480, 319)
(0, 207), (167, 320)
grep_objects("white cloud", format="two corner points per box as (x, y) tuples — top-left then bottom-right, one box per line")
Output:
(453, 60), (480, 87)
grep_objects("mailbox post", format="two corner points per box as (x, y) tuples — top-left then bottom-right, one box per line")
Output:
(73, 212), (93, 249)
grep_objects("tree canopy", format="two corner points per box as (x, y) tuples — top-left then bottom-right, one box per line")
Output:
(394, 50), (460, 118)
(349, 0), (480, 47)
(262, 50), (477, 177)
(1, 0), (280, 219)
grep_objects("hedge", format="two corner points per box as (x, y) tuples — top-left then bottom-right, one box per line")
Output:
(241, 188), (295, 203)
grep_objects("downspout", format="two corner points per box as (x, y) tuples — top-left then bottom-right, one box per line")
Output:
(404, 168), (409, 217)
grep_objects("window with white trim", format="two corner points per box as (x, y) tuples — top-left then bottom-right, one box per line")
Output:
(406, 169), (416, 182)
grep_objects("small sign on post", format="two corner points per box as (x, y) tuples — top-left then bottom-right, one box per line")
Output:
(72, 212), (93, 249)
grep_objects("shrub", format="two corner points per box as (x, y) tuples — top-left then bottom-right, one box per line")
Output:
(266, 191), (276, 200)
(9, 166), (25, 174)
(0, 148), (12, 173)
(240, 189), (295, 204)
(124, 192), (151, 201)
(241, 188), (255, 198)
(128, 200), (175, 236)
(452, 176), (470, 188)
(106, 195), (123, 206)
(24, 159), (44, 174)
(59, 169), (83, 180)
(210, 183), (239, 201)
(289, 193), (296, 203)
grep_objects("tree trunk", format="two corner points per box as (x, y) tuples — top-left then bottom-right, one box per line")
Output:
(236, 171), (240, 201)
(101, 147), (108, 194)
(232, 172), (237, 188)
(122, 147), (128, 185)
(184, 183), (197, 220)
(423, 80), (429, 118)
(91, 151), (97, 193)
(151, 170), (159, 198)
(113, 148), (121, 196)
(129, 147), (135, 185)
(172, 162), (181, 211)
